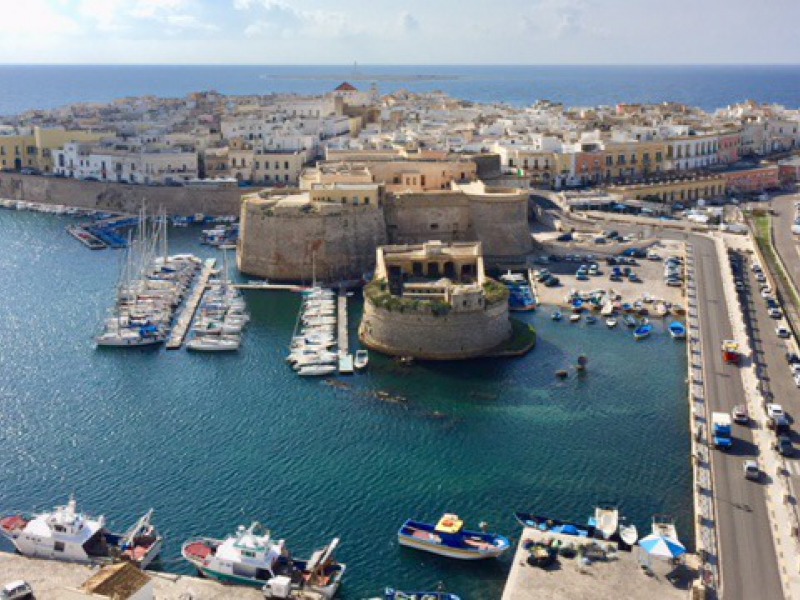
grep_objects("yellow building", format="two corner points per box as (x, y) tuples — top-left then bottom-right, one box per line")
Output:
(608, 174), (726, 204)
(0, 127), (107, 173)
(600, 140), (669, 180)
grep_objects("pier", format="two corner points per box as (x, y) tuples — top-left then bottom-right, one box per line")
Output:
(337, 290), (352, 373)
(233, 282), (304, 292)
(166, 258), (216, 350)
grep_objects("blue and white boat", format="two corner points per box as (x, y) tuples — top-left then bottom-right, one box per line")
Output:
(500, 272), (536, 311)
(514, 512), (596, 538)
(669, 321), (687, 340)
(633, 324), (653, 340)
(397, 514), (510, 560)
(552, 310), (563, 321)
(384, 588), (461, 600)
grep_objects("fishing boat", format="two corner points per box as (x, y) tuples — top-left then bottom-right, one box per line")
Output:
(551, 310), (562, 321)
(572, 299), (584, 312)
(622, 314), (637, 328)
(513, 512), (595, 538)
(354, 349), (369, 370)
(651, 514), (679, 540)
(669, 321), (687, 340)
(655, 303), (669, 317)
(0, 497), (162, 568)
(569, 313), (581, 323)
(500, 271), (536, 311)
(182, 522), (344, 598)
(633, 324), (653, 340)
(600, 303), (615, 317)
(585, 315), (597, 324)
(606, 318), (618, 328)
(397, 514), (510, 560)
(384, 588), (460, 600)
(588, 504), (619, 540)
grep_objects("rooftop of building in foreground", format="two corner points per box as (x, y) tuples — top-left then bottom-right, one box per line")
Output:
(502, 527), (701, 600)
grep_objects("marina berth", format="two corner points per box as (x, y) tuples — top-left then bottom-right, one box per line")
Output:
(0, 497), (162, 568)
(397, 514), (510, 560)
(181, 522), (345, 598)
(383, 588), (461, 600)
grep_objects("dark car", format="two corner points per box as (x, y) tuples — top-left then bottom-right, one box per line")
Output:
(556, 233), (573, 242)
(787, 352), (800, 365)
(775, 434), (794, 456)
(604, 230), (619, 239)
(606, 257), (618, 266)
(768, 415), (791, 434)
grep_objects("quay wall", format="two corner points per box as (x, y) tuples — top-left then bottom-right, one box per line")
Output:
(358, 298), (511, 360)
(237, 201), (388, 282)
(0, 173), (242, 216)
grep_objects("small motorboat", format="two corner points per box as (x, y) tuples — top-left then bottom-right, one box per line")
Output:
(669, 321), (687, 340)
(623, 314), (637, 328)
(569, 314), (581, 323)
(354, 349), (369, 370)
(633, 324), (653, 340)
(397, 514), (510, 560)
(585, 315), (597, 324)
(606, 318), (618, 328)
(552, 310), (563, 321)
(619, 522), (639, 546)
(588, 504), (619, 540)
(297, 364), (338, 377)
(621, 303), (633, 312)
(384, 588), (461, 600)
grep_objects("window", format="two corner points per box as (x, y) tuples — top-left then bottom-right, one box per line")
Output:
(54, 541), (65, 552)
(284, 161), (289, 169)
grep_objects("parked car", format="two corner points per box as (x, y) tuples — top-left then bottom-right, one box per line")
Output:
(743, 460), (761, 481)
(556, 233), (573, 242)
(576, 272), (589, 281)
(629, 273), (642, 283)
(735, 281), (745, 291)
(767, 404), (786, 420)
(752, 263), (763, 273)
(666, 279), (683, 287)
(761, 287), (773, 298)
(794, 373), (800, 388)
(786, 352), (800, 365)
(606, 257), (618, 266)
(732, 405), (749, 424)
(0, 581), (32, 600)
(769, 415), (791, 433)
(775, 435), (794, 457)
(769, 308), (783, 319)
(777, 326), (792, 339)
(756, 273), (767, 283)
(647, 251), (662, 261)
(594, 237), (607, 244)
(603, 230), (619, 238)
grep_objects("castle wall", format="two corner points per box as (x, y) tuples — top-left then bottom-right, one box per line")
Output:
(466, 193), (532, 261)
(0, 173), (242, 216)
(237, 201), (388, 282)
(359, 297), (511, 360)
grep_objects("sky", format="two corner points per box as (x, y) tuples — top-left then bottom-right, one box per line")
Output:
(0, 0), (798, 65)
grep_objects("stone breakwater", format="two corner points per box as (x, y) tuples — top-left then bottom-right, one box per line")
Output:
(0, 173), (242, 216)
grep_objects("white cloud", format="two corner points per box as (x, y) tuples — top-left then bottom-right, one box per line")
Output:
(0, 0), (81, 35)
(399, 11), (419, 33)
(241, 0), (352, 39)
(521, 0), (592, 39)
(75, 0), (215, 33)
(165, 14), (219, 31)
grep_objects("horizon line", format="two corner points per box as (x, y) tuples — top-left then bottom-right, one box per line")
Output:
(0, 62), (799, 68)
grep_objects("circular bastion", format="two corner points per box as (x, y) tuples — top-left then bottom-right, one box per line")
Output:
(358, 278), (512, 360)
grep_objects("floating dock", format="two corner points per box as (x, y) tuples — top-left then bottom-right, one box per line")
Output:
(337, 290), (349, 355)
(166, 258), (216, 350)
(233, 282), (303, 292)
(338, 353), (354, 374)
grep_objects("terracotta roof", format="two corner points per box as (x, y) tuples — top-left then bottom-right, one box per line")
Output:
(81, 562), (151, 599)
(335, 82), (358, 92)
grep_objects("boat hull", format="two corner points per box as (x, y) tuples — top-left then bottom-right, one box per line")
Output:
(397, 534), (506, 559)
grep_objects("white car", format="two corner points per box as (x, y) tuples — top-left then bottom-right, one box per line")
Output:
(743, 460), (761, 481)
(792, 363), (800, 376)
(761, 287), (772, 297)
(756, 273), (767, 283)
(794, 373), (800, 388)
(767, 404), (786, 420)
(770, 308), (784, 319)
(777, 326), (792, 339)
(0, 581), (32, 600)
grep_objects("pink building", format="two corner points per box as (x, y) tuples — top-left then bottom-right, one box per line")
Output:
(717, 132), (742, 165)
(723, 165), (779, 193)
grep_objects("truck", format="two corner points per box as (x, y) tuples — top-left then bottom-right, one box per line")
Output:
(712, 412), (733, 449)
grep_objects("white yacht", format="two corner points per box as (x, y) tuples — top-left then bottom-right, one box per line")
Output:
(297, 364), (338, 377)
(354, 350), (369, 370)
(187, 336), (241, 352)
(0, 497), (162, 568)
(182, 523), (344, 598)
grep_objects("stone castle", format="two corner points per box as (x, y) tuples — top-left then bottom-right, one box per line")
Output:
(237, 176), (532, 282)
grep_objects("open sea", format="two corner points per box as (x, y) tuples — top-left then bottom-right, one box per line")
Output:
(0, 64), (799, 116)
(0, 210), (690, 598)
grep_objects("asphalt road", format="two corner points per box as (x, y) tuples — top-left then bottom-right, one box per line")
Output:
(691, 236), (783, 600)
(552, 212), (784, 598)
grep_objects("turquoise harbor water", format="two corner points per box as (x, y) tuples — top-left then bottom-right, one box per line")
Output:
(0, 210), (690, 598)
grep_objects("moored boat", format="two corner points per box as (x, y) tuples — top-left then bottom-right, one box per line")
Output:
(569, 313), (581, 323)
(384, 588), (460, 600)
(552, 310), (563, 321)
(606, 318), (618, 328)
(182, 522), (344, 598)
(669, 321), (687, 340)
(500, 272), (536, 311)
(619, 522), (639, 546)
(588, 504), (619, 540)
(633, 324), (653, 340)
(397, 514), (510, 560)
(513, 512), (595, 538)
(0, 497), (162, 568)
(354, 349), (369, 370)
(622, 314), (637, 328)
